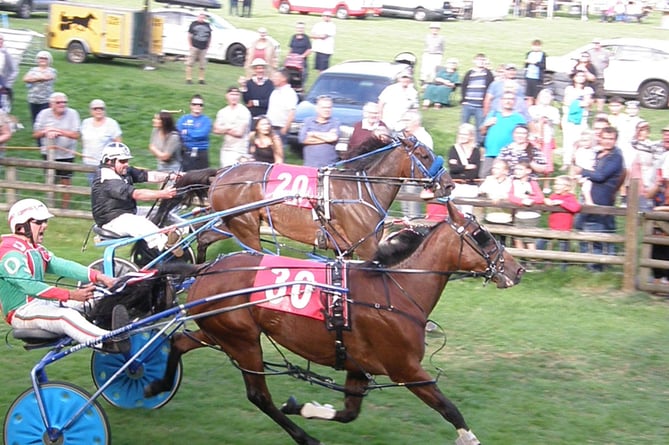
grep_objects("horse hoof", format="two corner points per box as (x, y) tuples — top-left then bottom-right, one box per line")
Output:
(280, 396), (301, 415)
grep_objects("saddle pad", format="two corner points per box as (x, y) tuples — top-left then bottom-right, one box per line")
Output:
(251, 256), (347, 320)
(265, 164), (319, 209)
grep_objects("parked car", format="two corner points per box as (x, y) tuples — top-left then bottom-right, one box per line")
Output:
(288, 56), (414, 156)
(0, 0), (65, 18)
(379, 1), (456, 21)
(272, 0), (380, 19)
(153, 7), (280, 66)
(545, 38), (669, 109)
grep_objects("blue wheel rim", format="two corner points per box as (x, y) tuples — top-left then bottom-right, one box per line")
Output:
(91, 330), (181, 409)
(4, 382), (109, 445)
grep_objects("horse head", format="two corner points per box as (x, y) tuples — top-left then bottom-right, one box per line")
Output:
(443, 200), (524, 288)
(397, 134), (454, 199)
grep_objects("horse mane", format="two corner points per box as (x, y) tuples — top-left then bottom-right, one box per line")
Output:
(366, 225), (434, 267)
(344, 134), (396, 171)
(151, 168), (219, 225)
(87, 262), (204, 329)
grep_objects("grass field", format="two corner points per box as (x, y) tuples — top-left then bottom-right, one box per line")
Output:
(1, 2), (669, 444)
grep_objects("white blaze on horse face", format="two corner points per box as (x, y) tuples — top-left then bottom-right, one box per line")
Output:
(300, 401), (336, 420)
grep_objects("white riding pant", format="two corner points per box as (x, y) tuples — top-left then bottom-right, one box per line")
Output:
(102, 213), (167, 250)
(12, 298), (108, 345)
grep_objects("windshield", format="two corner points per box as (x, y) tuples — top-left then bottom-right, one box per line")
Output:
(305, 75), (391, 107)
(206, 13), (235, 30)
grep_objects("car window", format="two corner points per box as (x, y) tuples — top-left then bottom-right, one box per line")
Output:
(614, 46), (654, 62)
(306, 76), (390, 106)
(158, 12), (182, 26)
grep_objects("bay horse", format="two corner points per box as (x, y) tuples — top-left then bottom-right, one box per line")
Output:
(154, 135), (454, 262)
(144, 201), (523, 445)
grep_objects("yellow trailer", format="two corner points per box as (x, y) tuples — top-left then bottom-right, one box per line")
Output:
(48, 2), (163, 63)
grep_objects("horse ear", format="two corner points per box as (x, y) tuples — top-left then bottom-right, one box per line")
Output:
(446, 200), (465, 223)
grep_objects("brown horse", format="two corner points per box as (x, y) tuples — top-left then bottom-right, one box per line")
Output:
(144, 201), (523, 445)
(154, 135), (454, 262)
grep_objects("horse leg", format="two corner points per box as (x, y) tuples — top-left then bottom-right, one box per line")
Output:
(402, 368), (481, 445)
(233, 343), (323, 445)
(280, 371), (369, 424)
(195, 229), (230, 263)
(143, 330), (207, 398)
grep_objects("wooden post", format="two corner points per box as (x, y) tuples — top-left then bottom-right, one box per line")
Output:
(622, 178), (640, 292)
(4, 164), (16, 204)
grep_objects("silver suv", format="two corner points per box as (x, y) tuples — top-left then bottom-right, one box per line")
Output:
(288, 57), (414, 156)
(0, 0), (65, 19)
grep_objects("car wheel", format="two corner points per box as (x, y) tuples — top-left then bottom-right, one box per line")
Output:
(414, 8), (427, 21)
(639, 80), (669, 109)
(336, 7), (349, 19)
(278, 1), (290, 14)
(66, 41), (87, 64)
(17, 0), (31, 19)
(226, 43), (246, 67)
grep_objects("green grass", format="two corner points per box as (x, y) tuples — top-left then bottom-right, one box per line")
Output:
(1, 3), (669, 445)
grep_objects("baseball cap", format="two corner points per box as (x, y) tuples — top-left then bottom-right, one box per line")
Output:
(250, 58), (267, 67)
(90, 99), (105, 109)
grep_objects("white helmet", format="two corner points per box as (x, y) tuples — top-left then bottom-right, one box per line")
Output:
(8, 199), (54, 233)
(101, 142), (133, 164)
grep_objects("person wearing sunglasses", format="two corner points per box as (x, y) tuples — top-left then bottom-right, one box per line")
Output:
(0, 199), (129, 353)
(91, 142), (178, 257)
(176, 94), (212, 171)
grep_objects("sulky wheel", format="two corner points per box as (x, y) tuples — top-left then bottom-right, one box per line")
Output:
(90, 330), (183, 410)
(4, 381), (110, 445)
(89, 257), (139, 278)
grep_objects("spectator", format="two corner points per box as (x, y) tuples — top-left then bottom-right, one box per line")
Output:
(311, 11), (336, 74)
(33, 92), (80, 209)
(81, 99), (122, 185)
(288, 21), (312, 84)
(528, 88), (560, 190)
(0, 106), (12, 176)
(23, 50), (56, 126)
(239, 58), (274, 120)
(571, 51), (598, 94)
(447, 123), (481, 214)
(573, 126), (625, 271)
(214, 86), (252, 167)
(229, 0), (239, 16)
(498, 123), (548, 176)
(480, 91), (527, 177)
(479, 158), (513, 226)
(588, 40), (609, 111)
(508, 160), (545, 249)
(249, 116), (283, 163)
(242, 0), (252, 17)
(420, 23), (445, 85)
(523, 39), (546, 106)
(560, 71), (593, 171)
(266, 69), (298, 147)
(244, 27), (278, 77)
(91, 142), (178, 255)
(536, 175), (582, 266)
(148, 110), (182, 173)
(299, 95), (339, 167)
(460, 53), (494, 144)
(378, 73), (419, 132)
(0, 34), (17, 107)
(345, 102), (390, 160)
(0, 199), (126, 352)
(572, 128), (598, 205)
(629, 120), (662, 211)
(483, 64), (528, 120)
(399, 110), (433, 219)
(422, 58), (459, 109)
(186, 13), (212, 85)
(617, 99), (644, 169)
(177, 94), (212, 171)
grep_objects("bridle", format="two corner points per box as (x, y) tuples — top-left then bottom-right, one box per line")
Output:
(445, 206), (507, 284)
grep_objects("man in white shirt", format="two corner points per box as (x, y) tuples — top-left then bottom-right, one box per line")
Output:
(378, 73), (419, 132)
(310, 10), (336, 74)
(214, 87), (252, 167)
(399, 110), (433, 219)
(266, 70), (298, 146)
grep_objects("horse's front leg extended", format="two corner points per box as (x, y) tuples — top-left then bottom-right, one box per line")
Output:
(280, 371), (369, 424)
(403, 368), (481, 445)
(144, 331), (207, 398)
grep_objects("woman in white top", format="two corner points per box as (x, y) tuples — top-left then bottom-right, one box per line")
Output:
(80, 99), (122, 184)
